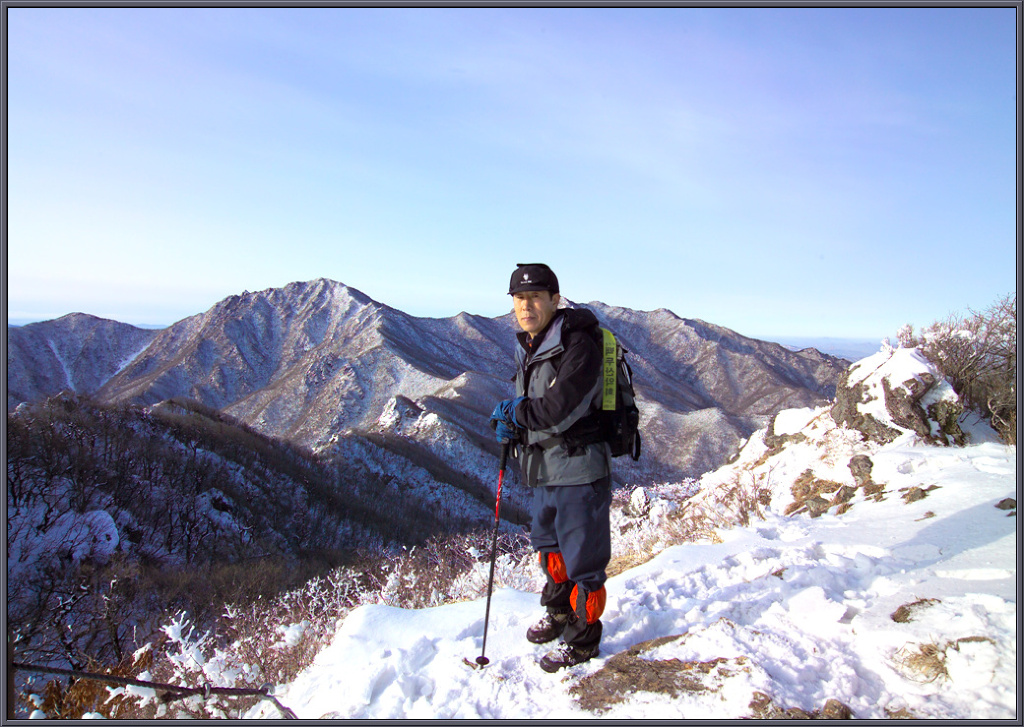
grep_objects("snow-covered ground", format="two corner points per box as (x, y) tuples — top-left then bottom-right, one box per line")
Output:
(49, 346), (1010, 720)
(237, 358), (1016, 720)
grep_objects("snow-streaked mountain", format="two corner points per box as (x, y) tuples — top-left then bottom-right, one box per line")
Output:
(6, 313), (158, 410)
(7, 279), (849, 485)
(87, 280), (513, 442)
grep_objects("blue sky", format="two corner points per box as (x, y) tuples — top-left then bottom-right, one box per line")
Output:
(5, 6), (1017, 340)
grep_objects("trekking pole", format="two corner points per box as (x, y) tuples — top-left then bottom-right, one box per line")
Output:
(474, 440), (510, 667)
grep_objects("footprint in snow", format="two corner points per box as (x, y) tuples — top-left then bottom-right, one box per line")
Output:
(364, 664), (397, 705)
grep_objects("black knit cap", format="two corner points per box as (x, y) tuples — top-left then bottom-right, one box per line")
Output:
(508, 263), (559, 295)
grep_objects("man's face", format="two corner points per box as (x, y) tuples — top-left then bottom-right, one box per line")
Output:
(513, 290), (560, 337)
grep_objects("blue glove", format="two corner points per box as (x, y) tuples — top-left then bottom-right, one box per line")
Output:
(490, 397), (526, 443)
(493, 419), (518, 444)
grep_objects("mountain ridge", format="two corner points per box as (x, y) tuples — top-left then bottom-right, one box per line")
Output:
(7, 278), (849, 487)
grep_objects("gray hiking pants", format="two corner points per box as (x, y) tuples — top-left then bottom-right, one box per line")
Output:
(530, 476), (612, 649)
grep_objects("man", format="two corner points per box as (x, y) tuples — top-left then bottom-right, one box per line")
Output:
(490, 262), (612, 672)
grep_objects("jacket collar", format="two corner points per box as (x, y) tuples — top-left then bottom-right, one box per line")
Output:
(516, 311), (565, 365)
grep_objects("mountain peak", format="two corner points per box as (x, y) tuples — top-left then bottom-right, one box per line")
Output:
(285, 278), (374, 305)
(23, 312), (114, 330)
(224, 279), (378, 309)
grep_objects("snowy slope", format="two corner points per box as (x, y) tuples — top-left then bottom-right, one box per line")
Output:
(237, 354), (1016, 720)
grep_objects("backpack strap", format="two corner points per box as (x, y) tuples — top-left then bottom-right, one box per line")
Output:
(601, 328), (617, 412)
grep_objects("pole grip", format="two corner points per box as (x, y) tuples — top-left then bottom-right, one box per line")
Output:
(498, 440), (510, 472)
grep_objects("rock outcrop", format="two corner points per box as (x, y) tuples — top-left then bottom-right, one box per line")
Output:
(830, 347), (964, 446)
(709, 345), (976, 523)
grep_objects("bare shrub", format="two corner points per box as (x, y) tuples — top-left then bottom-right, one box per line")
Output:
(666, 468), (772, 544)
(898, 293), (1016, 443)
(19, 648), (155, 720)
(368, 531), (530, 609)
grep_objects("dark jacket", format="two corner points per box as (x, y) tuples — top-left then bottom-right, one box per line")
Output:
(513, 308), (612, 487)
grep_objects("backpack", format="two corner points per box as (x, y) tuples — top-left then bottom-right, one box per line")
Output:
(597, 328), (642, 460)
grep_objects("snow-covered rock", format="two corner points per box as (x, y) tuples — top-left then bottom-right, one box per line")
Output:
(831, 346), (964, 446)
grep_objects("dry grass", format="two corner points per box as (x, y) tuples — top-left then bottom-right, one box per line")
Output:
(570, 633), (751, 713)
(884, 705), (919, 719)
(890, 598), (940, 624)
(785, 469), (847, 516)
(893, 642), (949, 683)
(900, 485), (940, 504)
(606, 550), (657, 578)
(863, 482), (887, 501)
(890, 637), (996, 685)
(748, 691), (854, 720)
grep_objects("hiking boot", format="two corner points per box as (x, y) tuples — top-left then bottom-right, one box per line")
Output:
(526, 611), (568, 644)
(539, 643), (599, 673)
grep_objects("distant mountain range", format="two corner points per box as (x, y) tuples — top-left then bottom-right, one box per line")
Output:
(7, 279), (849, 491)
(773, 336), (883, 363)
